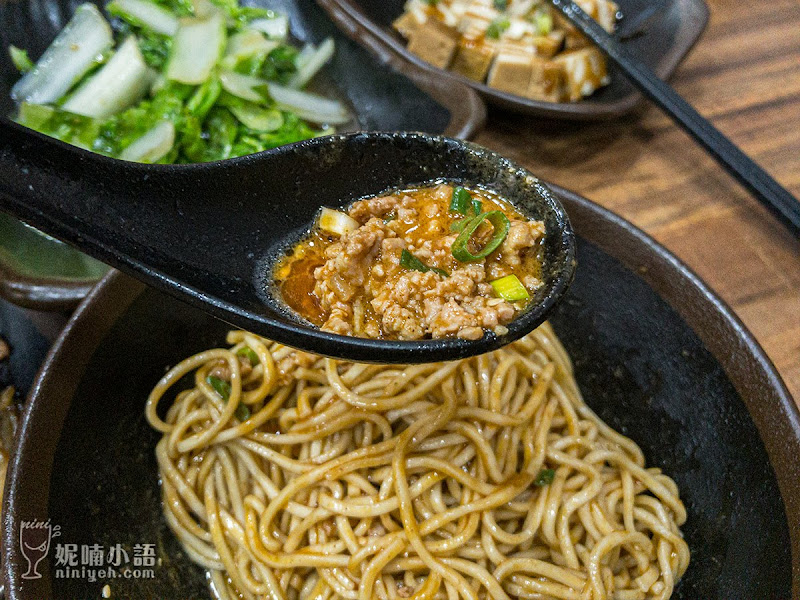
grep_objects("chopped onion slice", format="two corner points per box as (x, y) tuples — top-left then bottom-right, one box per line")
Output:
(223, 29), (279, 65)
(249, 15), (289, 40)
(267, 82), (349, 125)
(288, 37), (335, 89)
(62, 36), (153, 118)
(11, 4), (113, 105)
(318, 208), (359, 236)
(119, 120), (175, 163)
(219, 70), (266, 103)
(166, 11), (226, 85)
(107, 0), (179, 35)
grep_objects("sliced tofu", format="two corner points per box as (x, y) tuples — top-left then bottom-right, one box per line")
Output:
(451, 39), (496, 81)
(407, 18), (460, 69)
(531, 30), (564, 57)
(555, 0), (618, 33)
(564, 31), (590, 50)
(458, 1), (499, 38)
(526, 57), (565, 102)
(393, 11), (424, 39)
(552, 46), (609, 101)
(487, 49), (535, 96)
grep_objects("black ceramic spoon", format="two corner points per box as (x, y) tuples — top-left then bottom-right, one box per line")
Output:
(0, 127), (576, 363)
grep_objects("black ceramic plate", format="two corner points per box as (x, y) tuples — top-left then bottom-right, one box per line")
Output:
(0, 299), (64, 398)
(318, 0), (709, 119)
(0, 0), (486, 312)
(4, 190), (800, 599)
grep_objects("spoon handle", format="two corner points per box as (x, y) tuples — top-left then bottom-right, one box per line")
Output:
(549, 0), (800, 236)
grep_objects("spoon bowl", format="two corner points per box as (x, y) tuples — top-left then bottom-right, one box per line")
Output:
(0, 127), (575, 362)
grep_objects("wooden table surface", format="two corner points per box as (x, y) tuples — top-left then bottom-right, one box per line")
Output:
(475, 0), (800, 406)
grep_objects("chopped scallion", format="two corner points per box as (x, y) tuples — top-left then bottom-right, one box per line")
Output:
(486, 17), (510, 39)
(400, 249), (448, 277)
(490, 274), (530, 301)
(451, 211), (509, 262)
(207, 374), (231, 400)
(450, 219), (468, 232)
(449, 186), (472, 214)
(534, 9), (553, 35)
(534, 468), (555, 486)
(235, 403), (251, 421)
(236, 346), (260, 366)
(493, 0), (507, 10)
(471, 198), (482, 215)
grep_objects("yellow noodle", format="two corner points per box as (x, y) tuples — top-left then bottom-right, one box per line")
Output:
(147, 324), (690, 599)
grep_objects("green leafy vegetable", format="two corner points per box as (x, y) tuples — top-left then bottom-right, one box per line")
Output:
(493, 0), (507, 10)
(138, 32), (173, 68)
(490, 274), (530, 302)
(260, 45), (299, 84)
(8, 0), (341, 163)
(451, 211), (510, 262)
(534, 468), (555, 486)
(400, 249), (449, 278)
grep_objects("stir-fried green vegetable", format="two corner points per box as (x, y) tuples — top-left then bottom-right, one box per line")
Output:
(8, 0), (345, 163)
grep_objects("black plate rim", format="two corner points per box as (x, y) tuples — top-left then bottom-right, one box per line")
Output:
(317, 0), (710, 119)
(4, 186), (799, 598)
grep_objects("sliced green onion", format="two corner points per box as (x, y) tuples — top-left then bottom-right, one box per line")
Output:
(534, 9), (553, 35)
(450, 219), (467, 232)
(207, 374), (231, 400)
(236, 347), (260, 366)
(486, 17), (510, 39)
(400, 249), (448, 277)
(490, 274), (530, 302)
(449, 186), (471, 214)
(235, 403), (251, 421)
(534, 468), (555, 486)
(493, 0), (507, 10)
(451, 211), (509, 262)
(471, 198), (482, 215)
(9, 46), (34, 73)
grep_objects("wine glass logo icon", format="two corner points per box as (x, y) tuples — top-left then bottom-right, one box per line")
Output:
(20, 520), (60, 580)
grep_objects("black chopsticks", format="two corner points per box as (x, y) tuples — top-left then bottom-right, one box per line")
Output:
(549, 0), (800, 236)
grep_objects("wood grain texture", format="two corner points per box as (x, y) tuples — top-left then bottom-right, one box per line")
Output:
(476, 0), (800, 404)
